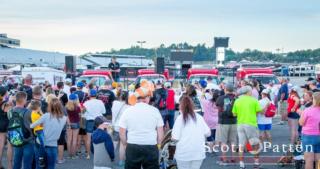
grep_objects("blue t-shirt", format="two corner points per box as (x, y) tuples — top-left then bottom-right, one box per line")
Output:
(277, 83), (288, 101)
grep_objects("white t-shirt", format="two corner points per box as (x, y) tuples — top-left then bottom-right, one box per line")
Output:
(119, 102), (164, 145)
(84, 99), (106, 120)
(172, 113), (211, 161)
(267, 86), (278, 102)
(257, 97), (272, 124)
(63, 85), (71, 97)
(112, 101), (130, 132)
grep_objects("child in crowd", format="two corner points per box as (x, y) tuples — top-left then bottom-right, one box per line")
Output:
(30, 100), (46, 168)
(91, 116), (114, 169)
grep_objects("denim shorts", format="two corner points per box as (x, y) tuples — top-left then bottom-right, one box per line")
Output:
(86, 120), (95, 133)
(258, 124), (272, 131)
(302, 134), (320, 153)
(69, 123), (80, 129)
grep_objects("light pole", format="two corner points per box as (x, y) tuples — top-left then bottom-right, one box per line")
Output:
(137, 41), (146, 48)
(137, 41), (146, 66)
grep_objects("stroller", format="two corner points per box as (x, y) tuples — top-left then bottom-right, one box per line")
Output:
(159, 130), (177, 169)
(277, 140), (305, 169)
(159, 130), (212, 169)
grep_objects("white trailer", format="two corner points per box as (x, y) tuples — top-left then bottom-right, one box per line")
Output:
(22, 67), (66, 85)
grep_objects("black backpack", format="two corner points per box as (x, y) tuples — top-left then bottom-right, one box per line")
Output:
(156, 90), (167, 110)
(7, 109), (29, 147)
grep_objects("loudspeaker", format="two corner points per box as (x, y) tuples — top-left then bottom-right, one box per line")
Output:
(182, 64), (191, 77)
(65, 56), (76, 73)
(155, 57), (165, 74)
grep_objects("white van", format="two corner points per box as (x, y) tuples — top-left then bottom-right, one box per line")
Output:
(22, 67), (66, 85)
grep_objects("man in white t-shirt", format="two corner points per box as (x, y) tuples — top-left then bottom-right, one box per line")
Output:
(63, 78), (72, 96)
(119, 86), (164, 169)
(83, 89), (106, 159)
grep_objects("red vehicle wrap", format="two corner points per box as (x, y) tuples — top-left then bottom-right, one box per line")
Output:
(137, 69), (170, 80)
(187, 68), (219, 80)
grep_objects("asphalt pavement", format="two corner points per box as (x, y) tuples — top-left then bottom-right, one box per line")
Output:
(0, 117), (296, 169)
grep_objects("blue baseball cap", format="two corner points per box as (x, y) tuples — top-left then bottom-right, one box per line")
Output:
(77, 82), (84, 88)
(69, 93), (78, 101)
(89, 89), (97, 97)
(199, 80), (207, 88)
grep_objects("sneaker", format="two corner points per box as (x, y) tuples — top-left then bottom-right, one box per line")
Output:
(277, 121), (284, 125)
(71, 156), (78, 160)
(239, 162), (245, 169)
(39, 157), (46, 167)
(57, 159), (65, 164)
(118, 160), (125, 167)
(86, 155), (90, 160)
(219, 161), (228, 166)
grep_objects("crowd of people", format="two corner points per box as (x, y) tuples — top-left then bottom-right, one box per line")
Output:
(0, 73), (319, 169)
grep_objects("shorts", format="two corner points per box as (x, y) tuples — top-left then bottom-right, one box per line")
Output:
(113, 131), (120, 142)
(86, 120), (95, 133)
(258, 124), (272, 131)
(0, 119), (8, 133)
(79, 128), (87, 135)
(302, 134), (320, 153)
(207, 129), (216, 142)
(288, 112), (300, 119)
(237, 124), (260, 146)
(216, 124), (237, 144)
(58, 130), (66, 145)
(69, 123), (80, 129)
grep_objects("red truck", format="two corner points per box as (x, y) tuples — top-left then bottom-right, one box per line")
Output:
(77, 70), (113, 86)
(187, 68), (219, 84)
(236, 67), (279, 86)
(135, 69), (170, 84)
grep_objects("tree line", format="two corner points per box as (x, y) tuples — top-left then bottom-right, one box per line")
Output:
(86, 43), (320, 63)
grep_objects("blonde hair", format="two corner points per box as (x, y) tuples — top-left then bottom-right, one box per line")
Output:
(48, 98), (64, 119)
(313, 92), (320, 107)
(66, 100), (79, 111)
(46, 94), (57, 105)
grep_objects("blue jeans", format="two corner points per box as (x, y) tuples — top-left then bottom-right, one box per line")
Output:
(167, 110), (175, 129)
(13, 142), (35, 169)
(35, 130), (45, 169)
(45, 146), (58, 169)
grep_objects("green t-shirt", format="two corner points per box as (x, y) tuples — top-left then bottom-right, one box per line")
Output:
(232, 95), (262, 127)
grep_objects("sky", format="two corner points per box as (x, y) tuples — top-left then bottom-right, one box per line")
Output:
(1, 0), (320, 55)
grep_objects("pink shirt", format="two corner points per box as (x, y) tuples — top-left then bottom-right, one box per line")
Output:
(302, 106), (320, 135)
(252, 88), (259, 100)
(201, 98), (218, 129)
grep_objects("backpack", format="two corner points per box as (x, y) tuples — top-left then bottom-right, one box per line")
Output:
(223, 95), (236, 118)
(156, 89), (167, 110)
(158, 96), (167, 110)
(7, 109), (29, 147)
(265, 103), (276, 118)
